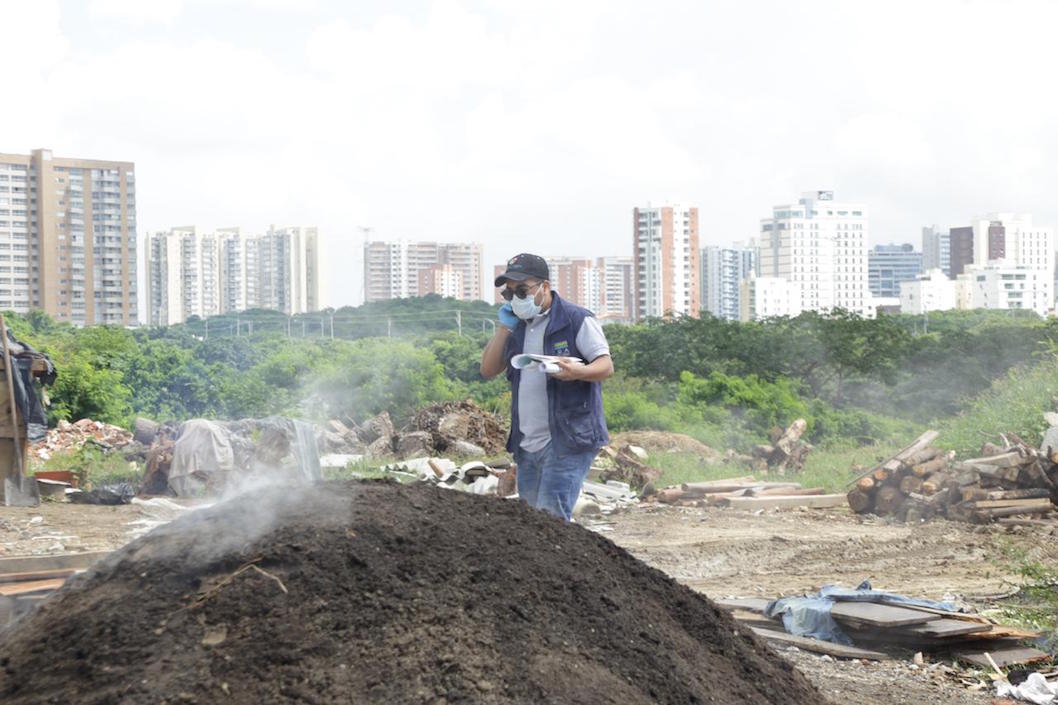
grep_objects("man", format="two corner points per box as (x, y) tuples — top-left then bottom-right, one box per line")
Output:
(480, 253), (614, 521)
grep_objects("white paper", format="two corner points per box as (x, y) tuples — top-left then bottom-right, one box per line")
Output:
(511, 353), (583, 373)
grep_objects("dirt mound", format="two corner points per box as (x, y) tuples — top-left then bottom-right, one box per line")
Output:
(406, 399), (508, 455)
(609, 430), (721, 458)
(0, 482), (824, 705)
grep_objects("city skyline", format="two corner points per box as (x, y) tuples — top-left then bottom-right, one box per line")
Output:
(6, 1), (1058, 309)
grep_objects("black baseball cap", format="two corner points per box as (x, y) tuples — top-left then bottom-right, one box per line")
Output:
(494, 253), (549, 287)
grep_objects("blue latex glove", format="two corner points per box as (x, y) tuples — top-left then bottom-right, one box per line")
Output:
(498, 303), (519, 330)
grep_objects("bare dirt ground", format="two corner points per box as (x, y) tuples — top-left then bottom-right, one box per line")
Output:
(2, 498), (1056, 704)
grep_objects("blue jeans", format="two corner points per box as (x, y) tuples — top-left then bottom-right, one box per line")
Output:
(515, 443), (597, 521)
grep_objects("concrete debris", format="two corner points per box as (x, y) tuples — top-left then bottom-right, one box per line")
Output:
(31, 419), (133, 461)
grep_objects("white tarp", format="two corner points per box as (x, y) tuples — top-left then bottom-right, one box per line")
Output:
(168, 419), (234, 496)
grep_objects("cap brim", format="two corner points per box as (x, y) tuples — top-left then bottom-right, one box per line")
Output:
(494, 271), (532, 287)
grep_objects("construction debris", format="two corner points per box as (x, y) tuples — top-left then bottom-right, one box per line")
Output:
(846, 428), (1058, 523)
(717, 582), (1048, 668)
(30, 419), (133, 461)
(597, 444), (662, 491)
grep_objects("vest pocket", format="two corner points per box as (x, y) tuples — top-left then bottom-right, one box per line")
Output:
(556, 401), (596, 448)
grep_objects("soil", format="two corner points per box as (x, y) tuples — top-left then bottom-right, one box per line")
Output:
(607, 431), (720, 458)
(0, 481), (826, 705)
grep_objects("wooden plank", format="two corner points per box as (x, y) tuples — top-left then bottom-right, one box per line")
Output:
(971, 498), (1052, 510)
(714, 597), (771, 613)
(845, 431), (939, 488)
(748, 486), (824, 497)
(894, 618), (992, 639)
(750, 627), (890, 661)
(0, 551), (110, 575)
(0, 578), (66, 596)
(961, 452), (1026, 469)
(829, 602), (935, 628)
(725, 494), (848, 510)
(956, 647), (1051, 668)
(0, 568), (79, 584)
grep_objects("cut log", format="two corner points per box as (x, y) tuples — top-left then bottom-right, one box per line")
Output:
(774, 419), (807, 456)
(846, 489), (872, 513)
(856, 476), (875, 492)
(911, 456), (949, 478)
(844, 430), (939, 488)
(749, 486), (825, 497)
(922, 472), (953, 495)
(872, 468), (890, 483)
(905, 446), (942, 466)
(654, 488), (686, 504)
(972, 502), (1055, 522)
(681, 476), (756, 490)
(1019, 461), (1056, 490)
(961, 451), (1025, 468)
(899, 475), (923, 495)
(873, 485), (904, 515)
(979, 442), (1006, 457)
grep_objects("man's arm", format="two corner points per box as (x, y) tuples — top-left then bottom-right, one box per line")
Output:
(552, 354), (613, 382)
(480, 327), (511, 379)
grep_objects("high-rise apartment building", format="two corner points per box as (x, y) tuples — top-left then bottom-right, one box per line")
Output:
(700, 246), (754, 320)
(491, 255), (633, 323)
(364, 240), (483, 302)
(0, 148), (137, 325)
(739, 274), (795, 321)
(757, 190), (871, 317)
(948, 214), (1054, 278)
(867, 244), (922, 299)
(921, 225), (951, 277)
(633, 203), (700, 320)
(146, 225), (324, 325)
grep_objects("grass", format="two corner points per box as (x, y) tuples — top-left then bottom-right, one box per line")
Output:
(33, 445), (141, 488)
(937, 355), (1058, 456)
(991, 544), (1058, 650)
(649, 438), (909, 493)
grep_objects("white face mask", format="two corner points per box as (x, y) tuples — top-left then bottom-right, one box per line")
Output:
(511, 287), (543, 319)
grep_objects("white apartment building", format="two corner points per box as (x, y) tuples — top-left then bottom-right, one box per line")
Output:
(739, 274), (794, 321)
(970, 214), (1054, 273)
(146, 225), (324, 325)
(418, 264), (463, 298)
(700, 246), (754, 321)
(900, 269), (957, 315)
(598, 256), (634, 323)
(900, 264), (1054, 317)
(364, 240), (483, 302)
(757, 190), (872, 317)
(633, 203), (700, 320)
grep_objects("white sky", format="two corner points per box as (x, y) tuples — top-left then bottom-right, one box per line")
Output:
(3, 0), (1057, 309)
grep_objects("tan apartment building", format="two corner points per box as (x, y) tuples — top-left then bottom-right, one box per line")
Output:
(0, 148), (137, 325)
(633, 204), (700, 320)
(364, 240), (483, 302)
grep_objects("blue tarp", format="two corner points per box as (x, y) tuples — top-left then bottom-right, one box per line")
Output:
(763, 580), (961, 645)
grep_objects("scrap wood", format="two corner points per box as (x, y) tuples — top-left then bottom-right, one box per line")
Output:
(0, 578), (66, 597)
(956, 646), (1051, 669)
(749, 627), (890, 661)
(0, 568), (78, 584)
(722, 493), (847, 510)
(829, 602), (934, 628)
(845, 430), (940, 488)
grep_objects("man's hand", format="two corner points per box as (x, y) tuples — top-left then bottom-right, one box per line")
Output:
(498, 303), (519, 330)
(550, 354), (614, 383)
(550, 358), (583, 381)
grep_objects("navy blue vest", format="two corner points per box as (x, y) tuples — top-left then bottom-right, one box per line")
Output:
(503, 292), (610, 455)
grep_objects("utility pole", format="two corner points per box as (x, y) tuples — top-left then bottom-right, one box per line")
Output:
(286, 316), (291, 338)
(301, 318), (306, 337)
(205, 318), (209, 340)
(387, 317), (392, 337)
(456, 310), (462, 336)
(329, 313), (334, 339)
(236, 314), (240, 337)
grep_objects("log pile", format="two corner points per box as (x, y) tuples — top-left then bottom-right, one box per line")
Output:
(752, 419), (813, 474)
(643, 476), (846, 509)
(846, 429), (1058, 524)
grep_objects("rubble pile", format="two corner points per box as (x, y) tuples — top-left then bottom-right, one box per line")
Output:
(846, 428), (1058, 524)
(0, 481), (827, 705)
(31, 419), (134, 461)
(751, 419), (813, 474)
(317, 401), (508, 460)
